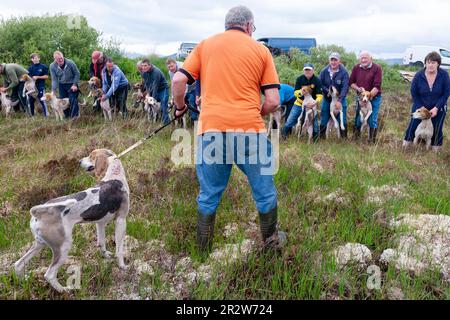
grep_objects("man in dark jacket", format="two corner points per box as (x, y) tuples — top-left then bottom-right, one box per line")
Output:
(141, 59), (170, 124)
(27, 53), (49, 117)
(319, 52), (350, 139)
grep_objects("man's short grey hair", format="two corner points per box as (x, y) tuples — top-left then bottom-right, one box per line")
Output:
(359, 50), (372, 58)
(53, 51), (64, 58)
(225, 5), (254, 29)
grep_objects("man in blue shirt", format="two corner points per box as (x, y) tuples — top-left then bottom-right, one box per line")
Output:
(279, 83), (296, 121)
(319, 52), (350, 139)
(101, 58), (129, 119)
(28, 53), (49, 117)
(141, 59), (170, 124)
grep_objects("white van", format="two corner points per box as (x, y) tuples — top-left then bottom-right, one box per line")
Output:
(403, 45), (450, 70)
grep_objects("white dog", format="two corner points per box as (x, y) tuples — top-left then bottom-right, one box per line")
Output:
(326, 86), (345, 138)
(14, 149), (130, 293)
(41, 92), (70, 121)
(144, 95), (161, 123)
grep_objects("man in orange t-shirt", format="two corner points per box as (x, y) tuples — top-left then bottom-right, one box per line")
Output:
(172, 5), (286, 254)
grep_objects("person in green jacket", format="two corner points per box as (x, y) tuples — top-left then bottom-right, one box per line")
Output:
(0, 63), (29, 113)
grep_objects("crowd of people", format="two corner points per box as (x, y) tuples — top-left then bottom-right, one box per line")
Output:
(0, 5), (448, 254)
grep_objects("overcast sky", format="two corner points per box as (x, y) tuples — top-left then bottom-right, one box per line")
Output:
(1, 0), (449, 58)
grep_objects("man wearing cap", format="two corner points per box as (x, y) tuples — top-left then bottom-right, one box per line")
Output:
(0, 62), (29, 113)
(282, 63), (323, 139)
(319, 52), (350, 139)
(90, 51), (107, 112)
(349, 51), (383, 143)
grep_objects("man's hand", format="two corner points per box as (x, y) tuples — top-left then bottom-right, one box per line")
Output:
(71, 85), (78, 92)
(430, 107), (439, 118)
(335, 101), (342, 111)
(175, 104), (188, 119)
(101, 94), (107, 102)
(306, 102), (317, 109)
(0, 87), (7, 93)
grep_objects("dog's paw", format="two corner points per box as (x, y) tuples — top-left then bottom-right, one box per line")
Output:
(102, 250), (113, 259)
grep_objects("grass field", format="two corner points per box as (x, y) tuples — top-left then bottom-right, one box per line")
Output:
(0, 83), (448, 300)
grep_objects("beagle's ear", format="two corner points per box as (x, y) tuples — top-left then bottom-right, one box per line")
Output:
(94, 152), (109, 179)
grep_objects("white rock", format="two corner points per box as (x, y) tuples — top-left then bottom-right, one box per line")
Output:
(333, 243), (372, 269)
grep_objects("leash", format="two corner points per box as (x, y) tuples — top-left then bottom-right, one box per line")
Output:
(116, 105), (199, 159)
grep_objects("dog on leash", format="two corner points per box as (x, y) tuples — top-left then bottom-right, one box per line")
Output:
(358, 89), (373, 135)
(41, 92), (70, 121)
(295, 85), (317, 144)
(268, 105), (286, 136)
(167, 98), (188, 128)
(326, 86), (345, 138)
(144, 95), (161, 123)
(412, 107), (434, 150)
(90, 88), (112, 121)
(14, 149), (130, 293)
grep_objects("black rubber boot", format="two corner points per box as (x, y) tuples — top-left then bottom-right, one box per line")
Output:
(319, 125), (327, 140)
(197, 213), (216, 253)
(259, 207), (278, 243)
(353, 125), (361, 140)
(369, 128), (378, 144)
(259, 207), (286, 251)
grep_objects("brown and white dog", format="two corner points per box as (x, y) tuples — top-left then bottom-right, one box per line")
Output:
(268, 105), (286, 137)
(41, 92), (70, 121)
(327, 86), (345, 138)
(14, 149), (130, 293)
(0, 92), (18, 117)
(358, 89), (373, 135)
(412, 107), (434, 150)
(144, 95), (161, 123)
(90, 88), (112, 121)
(21, 74), (38, 99)
(131, 82), (146, 110)
(296, 85), (317, 144)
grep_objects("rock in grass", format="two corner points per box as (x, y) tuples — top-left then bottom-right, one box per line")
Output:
(333, 243), (372, 270)
(381, 214), (450, 282)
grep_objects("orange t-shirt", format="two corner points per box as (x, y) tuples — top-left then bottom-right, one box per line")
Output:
(180, 28), (280, 135)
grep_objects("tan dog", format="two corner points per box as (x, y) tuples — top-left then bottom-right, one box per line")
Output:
(358, 89), (373, 135)
(21, 74), (38, 99)
(268, 105), (286, 137)
(412, 107), (434, 150)
(295, 85), (317, 144)
(327, 86), (344, 138)
(14, 149), (130, 293)
(144, 95), (162, 124)
(41, 92), (70, 121)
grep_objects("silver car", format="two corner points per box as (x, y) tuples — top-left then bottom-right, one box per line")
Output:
(176, 42), (197, 60)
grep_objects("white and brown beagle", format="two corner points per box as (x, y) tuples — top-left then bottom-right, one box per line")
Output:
(41, 92), (70, 121)
(14, 149), (130, 293)
(412, 107), (434, 150)
(358, 89), (373, 135)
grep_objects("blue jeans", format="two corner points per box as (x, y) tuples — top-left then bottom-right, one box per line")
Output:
(282, 104), (319, 136)
(320, 98), (348, 127)
(354, 95), (382, 129)
(196, 133), (277, 215)
(59, 83), (79, 118)
(28, 88), (48, 117)
(186, 90), (199, 121)
(404, 105), (447, 146)
(156, 88), (170, 124)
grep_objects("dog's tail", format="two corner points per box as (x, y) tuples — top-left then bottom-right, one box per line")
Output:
(30, 199), (77, 217)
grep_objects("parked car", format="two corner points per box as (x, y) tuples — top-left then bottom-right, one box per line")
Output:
(176, 42), (197, 60)
(257, 37), (317, 55)
(403, 45), (450, 70)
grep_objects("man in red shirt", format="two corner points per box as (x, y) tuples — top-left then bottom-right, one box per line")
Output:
(349, 51), (383, 143)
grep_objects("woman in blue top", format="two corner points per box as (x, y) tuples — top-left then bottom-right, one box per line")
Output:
(403, 51), (450, 152)
(101, 58), (129, 119)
